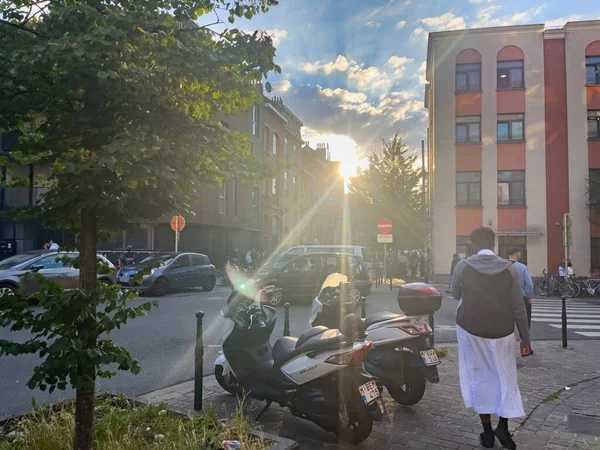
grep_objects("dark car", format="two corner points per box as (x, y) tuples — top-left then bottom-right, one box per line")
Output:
(117, 252), (216, 296)
(244, 252), (369, 306)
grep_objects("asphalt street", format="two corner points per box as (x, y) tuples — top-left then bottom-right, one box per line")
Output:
(1, 283), (599, 420)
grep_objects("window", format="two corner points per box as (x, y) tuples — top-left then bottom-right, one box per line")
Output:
(252, 104), (258, 136)
(172, 255), (190, 268)
(592, 238), (600, 271)
(589, 169), (600, 207)
(284, 137), (288, 158)
(271, 177), (276, 195)
(292, 176), (296, 196)
(498, 236), (527, 265)
(497, 114), (524, 141)
(456, 236), (474, 259)
(272, 133), (278, 155)
(219, 182), (227, 215)
(456, 63), (481, 92)
(191, 255), (208, 266)
(264, 127), (269, 153)
(272, 216), (280, 244)
(589, 111), (600, 139)
(251, 187), (259, 219)
(586, 56), (600, 85)
(284, 171), (288, 195)
(456, 171), (481, 206)
(456, 116), (481, 143)
(33, 254), (66, 269)
(497, 60), (524, 89)
(232, 178), (238, 216)
(498, 171), (525, 206)
(293, 144), (297, 160)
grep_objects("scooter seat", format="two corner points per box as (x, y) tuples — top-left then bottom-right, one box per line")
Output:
(272, 336), (299, 366)
(364, 311), (408, 328)
(296, 326), (328, 347)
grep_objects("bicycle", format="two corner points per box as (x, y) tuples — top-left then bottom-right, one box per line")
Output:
(577, 277), (600, 297)
(535, 269), (580, 298)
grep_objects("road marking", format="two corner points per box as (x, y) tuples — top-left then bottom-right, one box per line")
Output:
(576, 332), (600, 337)
(532, 308), (600, 313)
(533, 314), (600, 318)
(549, 324), (600, 330)
(532, 318), (600, 323)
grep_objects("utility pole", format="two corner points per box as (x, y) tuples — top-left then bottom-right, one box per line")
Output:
(421, 139), (428, 282)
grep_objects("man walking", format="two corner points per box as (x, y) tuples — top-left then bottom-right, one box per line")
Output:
(508, 247), (534, 328)
(451, 227), (533, 450)
(446, 253), (460, 294)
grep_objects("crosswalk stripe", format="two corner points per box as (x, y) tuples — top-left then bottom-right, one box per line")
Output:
(532, 308), (600, 313)
(532, 318), (600, 323)
(533, 314), (599, 318)
(577, 332), (600, 337)
(549, 324), (600, 330)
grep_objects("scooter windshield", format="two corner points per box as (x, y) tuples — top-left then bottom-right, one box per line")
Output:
(319, 273), (348, 294)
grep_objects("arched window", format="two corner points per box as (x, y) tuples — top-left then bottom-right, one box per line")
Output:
(497, 45), (525, 90)
(456, 49), (482, 92)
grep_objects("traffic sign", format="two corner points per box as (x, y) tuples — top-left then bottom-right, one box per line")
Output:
(377, 218), (392, 234)
(377, 234), (393, 244)
(170, 215), (185, 232)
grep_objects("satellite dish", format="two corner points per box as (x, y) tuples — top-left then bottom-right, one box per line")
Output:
(265, 82), (272, 93)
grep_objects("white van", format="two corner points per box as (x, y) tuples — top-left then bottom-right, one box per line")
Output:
(279, 245), (374, 278)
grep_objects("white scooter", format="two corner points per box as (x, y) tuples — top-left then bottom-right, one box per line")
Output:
(309, 274), (441, 405)
(214, 286), (380, 445)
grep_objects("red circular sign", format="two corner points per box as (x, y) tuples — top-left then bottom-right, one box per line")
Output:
(377, 218), (392, 234)
(170, 215), (185, 232)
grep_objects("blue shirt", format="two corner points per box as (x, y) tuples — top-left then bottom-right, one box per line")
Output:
(512, 261), (534, 298)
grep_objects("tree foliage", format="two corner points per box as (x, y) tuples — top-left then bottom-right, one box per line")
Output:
(0, 1), (279, 448)
(349, 134), (424, 249)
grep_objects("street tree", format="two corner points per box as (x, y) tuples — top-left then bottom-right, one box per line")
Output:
(349, 133), (424, 250)
(0, 1), (279, 448)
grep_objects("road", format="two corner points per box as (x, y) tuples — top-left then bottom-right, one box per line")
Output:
(2, 284), (600, 419)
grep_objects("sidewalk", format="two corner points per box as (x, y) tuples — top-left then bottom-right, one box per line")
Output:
(137, 340), (600, 449)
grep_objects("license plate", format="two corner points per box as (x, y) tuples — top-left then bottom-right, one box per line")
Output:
(359, 380), (380, 405)
(420, 349), (440, 366)
(119, 275), (128, 283)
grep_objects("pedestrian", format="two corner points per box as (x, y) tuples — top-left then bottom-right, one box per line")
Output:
(446, 253), (460, 294)
(508, 247), (534, 328)
(420, 251), (426, 279)
(451, 227), (533, 450)
(410, 251), (419, 277)
(245, 249), (253, 266)
(398, 249), (408, 277)
(44, 239), (59, 250)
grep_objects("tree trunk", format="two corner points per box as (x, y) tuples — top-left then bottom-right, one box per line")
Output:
(74, 207), (98, 450)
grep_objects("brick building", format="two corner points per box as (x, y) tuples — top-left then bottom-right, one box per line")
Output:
(425, 20), (600, 281)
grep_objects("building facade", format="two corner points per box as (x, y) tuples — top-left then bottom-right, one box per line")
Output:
(425, 20), (600, 281)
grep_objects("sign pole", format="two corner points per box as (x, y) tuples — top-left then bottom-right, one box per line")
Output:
(384, 242), (387, 281)
(175, 216), (179, 252)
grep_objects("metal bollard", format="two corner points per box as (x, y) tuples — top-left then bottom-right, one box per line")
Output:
(194, 311), (204, 411)
(390, 277), (393, 291)
(283, 302), (290, 337)
(429, 312), (435, 348)
(361, 297), (366, 319)
(561, 296), (568, 349)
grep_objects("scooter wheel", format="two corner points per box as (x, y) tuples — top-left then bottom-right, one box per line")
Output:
(336, 396), (373, 444)
(215, 365), (242, 395)
(386, 366), (426, 406)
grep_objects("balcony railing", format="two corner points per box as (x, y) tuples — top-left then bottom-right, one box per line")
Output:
(0, 187), (48, 210)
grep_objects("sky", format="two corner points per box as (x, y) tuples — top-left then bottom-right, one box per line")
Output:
(230, 0), (600, 171)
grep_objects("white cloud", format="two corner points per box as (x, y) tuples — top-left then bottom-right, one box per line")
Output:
(302, 55), (352, 75)
(348, 65), (385, 88)
(274, 79), (292, 93)
(386, 56), (414, 68)
(412, 26), (426, 40)
(365, 21), (382, 28)
(468, 0), (485, 3)
(421, 13), (466, 30)
(396, 20), (407, 30)
(412, 61), (427, 84)
(544, 14), (583, 28)
(321, 88), (367, 104)
(266, 29), (288, 46)
(470, 3), (546, 28)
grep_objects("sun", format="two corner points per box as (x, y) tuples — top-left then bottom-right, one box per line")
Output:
(339, 157), (359, 179)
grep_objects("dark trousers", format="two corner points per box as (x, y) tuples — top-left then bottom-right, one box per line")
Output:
(524, 296), (532, 328)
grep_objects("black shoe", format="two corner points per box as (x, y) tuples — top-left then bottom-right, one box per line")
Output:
(495, 425), (516, 450)
(480, 431), (495, 448)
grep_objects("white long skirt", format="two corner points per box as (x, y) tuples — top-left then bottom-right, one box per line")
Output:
(456, 324), (525, 418)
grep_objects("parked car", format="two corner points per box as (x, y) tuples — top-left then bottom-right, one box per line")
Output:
(279, 245), (374, 278)
(0, 250), (117, 296)
(243, 252), (369, 306)
(117, 252), (216, 296)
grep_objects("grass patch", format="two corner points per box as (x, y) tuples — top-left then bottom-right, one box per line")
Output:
(0, 394), (268, 450)
(543, 391), (562, 403)
(434, 347), (449, 358)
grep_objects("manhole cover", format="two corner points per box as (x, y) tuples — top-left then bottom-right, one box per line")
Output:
(568, 413), (600, 436)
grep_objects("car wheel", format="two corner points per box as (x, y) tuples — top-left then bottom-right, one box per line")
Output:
(202, 276), (216, 292)
(0, 284), (16, 297)
(267, 286), (283, 306)
(151, 277), (169, 296)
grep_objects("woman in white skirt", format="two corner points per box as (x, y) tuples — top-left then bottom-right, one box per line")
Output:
(451, 227), (533, 449)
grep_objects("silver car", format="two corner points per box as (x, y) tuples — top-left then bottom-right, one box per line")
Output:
(0, 251), (117, 296)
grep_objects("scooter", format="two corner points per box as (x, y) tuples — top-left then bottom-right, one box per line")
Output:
(214, 286), (379, 445)
(309, 274), (441, 406)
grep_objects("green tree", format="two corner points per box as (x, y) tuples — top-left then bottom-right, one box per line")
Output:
(0, 1), (279, 448)
(349, 133), (424, 250)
